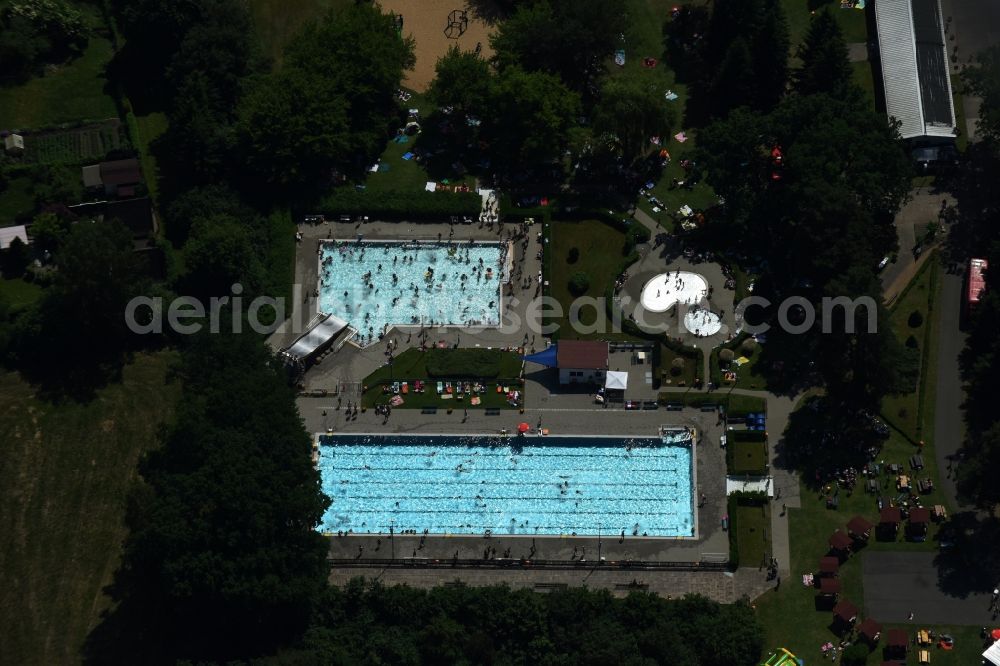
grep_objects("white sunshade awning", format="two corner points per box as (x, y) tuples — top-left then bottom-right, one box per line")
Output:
(984, 640), (1000, 666)
(605, 371), (628, 390)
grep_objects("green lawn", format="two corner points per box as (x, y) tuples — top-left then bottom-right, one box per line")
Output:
(659, 344), (700, 387)
(735, 502), (771, 570)
(0, 35), (118, 128)
(133, 112), (168, 204)
(0, 353), (181, 665)
(713, 338), (769, 391)
(548, 218), (630, 339)
(729, 439), (769, 476)
(0, 176), (36, 226)
(782, 0), (868, 49)
(361, 347), (525, 410)
(882, 257), (939, 443)
(0, 278), (43, 309)
(249, 0), (350, 63)
(852, 59), (876, 101)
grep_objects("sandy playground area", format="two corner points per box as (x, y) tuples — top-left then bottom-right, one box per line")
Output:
(378, 0), (495, 92)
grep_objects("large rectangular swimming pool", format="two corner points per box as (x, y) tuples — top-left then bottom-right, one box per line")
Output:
(316, 433), (695, 538)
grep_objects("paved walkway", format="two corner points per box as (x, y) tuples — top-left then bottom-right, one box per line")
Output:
(847, 42), (868, 62)
(881, 190), (953, 303)
(329, 565), (773, 603)
(933, 270), (968, 511)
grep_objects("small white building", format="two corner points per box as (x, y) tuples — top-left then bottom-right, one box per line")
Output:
(3, 133), (24, 156)
(557, 340), (608, 385)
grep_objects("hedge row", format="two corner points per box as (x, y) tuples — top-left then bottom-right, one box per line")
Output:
(426, 348), (508, 378)
(317, 189), (482, 219)
(655, 392), (766, 414)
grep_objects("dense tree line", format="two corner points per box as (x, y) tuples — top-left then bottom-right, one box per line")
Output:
(84, 330), (330, 662)
(264, 581), (764, 666)
(0, 0), (88, 83)
(696, 11), (914, 469)
(421, 0), (678, 190)
(955, 46), (1000, 510)
(666, 0), (789, 121)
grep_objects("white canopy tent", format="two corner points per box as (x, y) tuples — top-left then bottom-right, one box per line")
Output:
(984, 640), (1000, 666)
(605, 371), (628, 391)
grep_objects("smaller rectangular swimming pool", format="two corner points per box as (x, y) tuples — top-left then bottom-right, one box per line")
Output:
(318, 240), (507, 347)
(316, 433), (695, 538)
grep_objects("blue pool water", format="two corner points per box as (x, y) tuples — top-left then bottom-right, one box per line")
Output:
(318, 241), (506, 346)
(316, 434), (695, 537)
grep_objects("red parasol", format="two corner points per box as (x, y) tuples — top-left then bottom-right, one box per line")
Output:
(991, 628), (1000, 641)
(517, 423), (530, 433)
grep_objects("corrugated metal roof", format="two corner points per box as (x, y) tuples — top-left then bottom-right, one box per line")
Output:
(874, 0), (955, 140)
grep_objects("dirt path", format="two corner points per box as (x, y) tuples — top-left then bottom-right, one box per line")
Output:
(378, 0), (495, 92)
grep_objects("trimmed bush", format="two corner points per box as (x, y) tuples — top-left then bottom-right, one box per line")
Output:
(568, 271), (590, 296)
(318, 188), (481, 219)
(719, 348), (735, 365)
(567, 247), (579, 264)
(841, 643), (870, 666)
(905, 334), (919, 349)
(740, 338), (757, 356)
(670, 357), (686, 376)
(908, 310), (924, 328)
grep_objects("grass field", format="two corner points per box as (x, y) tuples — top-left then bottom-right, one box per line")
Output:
(852, 58), (876, 101)
(0, 176), (36, 226)
(0, 36), (118, 128)
(882, 257), (939, 443)
(735, 502), (770, 569)
(548, 219), (629, 338)
(133, 112), (168, 204)
(0, 278), (43, 309)
(782, 0), (869, 49)
(659, 345), (700, 387)
(729, 439), (769, 476)
(249, 0), (350, 63)
(0, 353), (181, 665)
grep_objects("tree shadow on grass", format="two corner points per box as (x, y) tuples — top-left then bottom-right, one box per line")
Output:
(933, 512), (1000, 598)
(776, 394), (887, 488)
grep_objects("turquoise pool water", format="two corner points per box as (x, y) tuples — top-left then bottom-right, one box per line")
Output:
(316, 434), (695, 537)
(318, 241), (506, 346)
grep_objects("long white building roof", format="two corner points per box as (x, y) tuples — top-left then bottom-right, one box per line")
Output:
(874, 0), (956, 140)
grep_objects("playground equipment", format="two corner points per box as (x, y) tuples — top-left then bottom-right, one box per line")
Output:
(445, 9), (468, 39)
(760, 648), (802, 666)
